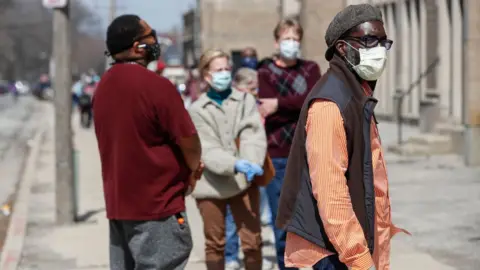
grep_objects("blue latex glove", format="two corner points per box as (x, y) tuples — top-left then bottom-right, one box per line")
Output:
(234, 160), (264, 182)
(245, 163), (264, 182)
(234, 160), (251, 175)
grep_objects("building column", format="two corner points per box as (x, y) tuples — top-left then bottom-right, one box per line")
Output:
(463, 0), (480, 166)
(398, 0), (413, 118)
(424, 0), (439, 93)
(409, 0), (421, 118)
(437, 0), (452, 120)
(300, 0), (346, 70)
(384, 3), (397, 116)
(451, 0), (464, 122)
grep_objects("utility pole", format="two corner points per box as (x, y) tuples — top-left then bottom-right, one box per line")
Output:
(279, 0), (284, 19)
(53, 2), (75, 224)
(105, 0), (116, 70)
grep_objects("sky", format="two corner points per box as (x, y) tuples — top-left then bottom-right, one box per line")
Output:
(81, 0), (197, 33)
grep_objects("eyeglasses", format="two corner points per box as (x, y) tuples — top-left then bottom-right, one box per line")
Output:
(134, 29), (158, 43)
(345, 35), (393, 50)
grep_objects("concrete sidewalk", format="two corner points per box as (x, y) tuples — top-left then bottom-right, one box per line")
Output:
(7, 111), (460, 270)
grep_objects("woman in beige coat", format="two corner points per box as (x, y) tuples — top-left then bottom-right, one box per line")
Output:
(188, 49), (267, 270)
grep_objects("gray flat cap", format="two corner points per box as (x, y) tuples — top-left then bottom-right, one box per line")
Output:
(325, 4), (383, 61)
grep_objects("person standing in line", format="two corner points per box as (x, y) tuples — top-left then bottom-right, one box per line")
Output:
(224, 45), (273, 270)
(185, 67), (203, 104)
(257, 18), (321, 270)
(189, 49), (266, 270)
(224, 67), (275, 270)
(93, 14), (203, 270)
(237, 48), (273, 228)
(276, 4), (408, 270)
(240, 47), (259, 70)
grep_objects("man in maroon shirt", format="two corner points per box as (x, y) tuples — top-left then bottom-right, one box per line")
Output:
(257, 18), (321, 270)
(93, 15), (202, 270)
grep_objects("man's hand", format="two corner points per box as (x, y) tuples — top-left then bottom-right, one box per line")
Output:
(193, 161), (204, 179)
(186, 162), (204, 196)
(258, 98), (278, 118)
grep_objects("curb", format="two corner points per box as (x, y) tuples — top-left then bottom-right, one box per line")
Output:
(0, 127), (45, 270)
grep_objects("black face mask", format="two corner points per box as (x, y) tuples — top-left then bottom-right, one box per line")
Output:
(137, 42), (161, 64)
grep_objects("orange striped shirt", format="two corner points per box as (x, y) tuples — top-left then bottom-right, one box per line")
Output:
(284, 97), (407, 270)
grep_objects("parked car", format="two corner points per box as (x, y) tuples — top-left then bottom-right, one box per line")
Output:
(15, 81), (31, 95)
(0, 81), (9, 94)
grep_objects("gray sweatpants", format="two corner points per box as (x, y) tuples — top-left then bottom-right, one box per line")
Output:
(109, 212), (193, 270)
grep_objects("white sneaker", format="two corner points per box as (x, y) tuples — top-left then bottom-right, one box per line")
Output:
(225, 260), (241, 270)
(262, 259), (275, 270)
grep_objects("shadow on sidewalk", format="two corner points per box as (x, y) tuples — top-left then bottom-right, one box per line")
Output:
(75, 207), (105, 223)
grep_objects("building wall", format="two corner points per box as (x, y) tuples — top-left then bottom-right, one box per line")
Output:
(194, 0), (466, 123)
(183, 10), (196, 67)
(337, 0), (464, 123)
(300, 0), (345, 72)
(198, 0), (280, 60)
(183, 9), (202, 67)
(464, 0), (480, 165)
(282, 0), (301, 18)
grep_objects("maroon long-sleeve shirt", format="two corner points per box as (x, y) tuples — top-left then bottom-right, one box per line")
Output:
(258, 58), (321, 158)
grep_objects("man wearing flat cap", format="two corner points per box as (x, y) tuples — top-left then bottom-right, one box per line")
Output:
(276, 4), (407, 270)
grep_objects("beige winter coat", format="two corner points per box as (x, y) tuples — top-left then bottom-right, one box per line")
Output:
(188, 88), (267, 199)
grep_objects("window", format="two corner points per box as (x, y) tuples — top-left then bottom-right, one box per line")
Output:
(230, 50), (243, 75)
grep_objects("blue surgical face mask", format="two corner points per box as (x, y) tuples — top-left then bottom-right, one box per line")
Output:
(210, 70), (232, 91)
(279, 40), (300, 59)
(241, 57), (258, 69)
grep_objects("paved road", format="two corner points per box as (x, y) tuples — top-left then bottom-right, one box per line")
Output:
(0, 94), (44, 206)
(379, 123), (480, 270)
(10, 111), (480, 270)
(0, 94), (17, 111)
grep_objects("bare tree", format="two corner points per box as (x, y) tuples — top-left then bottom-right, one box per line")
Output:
(0, 0), (104, 81)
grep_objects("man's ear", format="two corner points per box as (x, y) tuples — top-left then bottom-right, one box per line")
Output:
(133, 41), (145, 55)
(335, 41), (346, 58)
(274, 40), (280, 51)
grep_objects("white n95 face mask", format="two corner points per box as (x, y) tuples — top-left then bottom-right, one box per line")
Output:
(346, 44), (387, 81)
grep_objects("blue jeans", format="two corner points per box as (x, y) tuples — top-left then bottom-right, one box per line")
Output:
(312, 255), (348, 270)
(224, 205), (239, 263)
(225, 188), (272, 264)
(266, 158), (298, 270)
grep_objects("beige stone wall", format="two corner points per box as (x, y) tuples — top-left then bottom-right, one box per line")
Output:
(464, 0), (480, 126)
(198, 0), (280, 59)
(283, 0), (301, 18)
(463, 0), (480, 165)
(300, 0), (346, 71)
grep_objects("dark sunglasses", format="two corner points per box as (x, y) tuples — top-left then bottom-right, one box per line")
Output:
(345, 35), (393, 50)
(134, 30), (157, 43)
